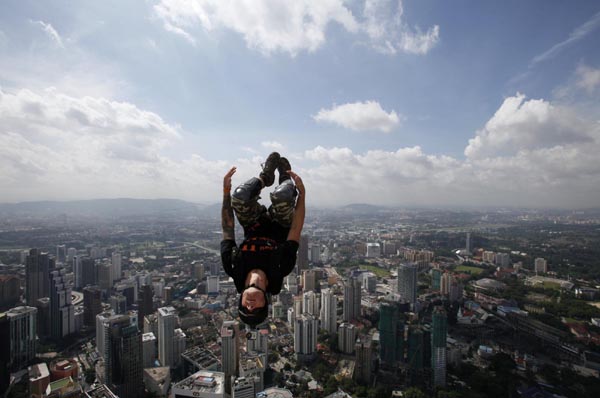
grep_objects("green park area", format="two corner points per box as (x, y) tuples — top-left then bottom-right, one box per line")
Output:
(455, 264), (485, 275)
(542, 281), (561, 290)
(359, 264), (391, 278)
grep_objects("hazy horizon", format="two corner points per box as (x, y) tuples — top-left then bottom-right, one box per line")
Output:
(1, 1), (599, 208)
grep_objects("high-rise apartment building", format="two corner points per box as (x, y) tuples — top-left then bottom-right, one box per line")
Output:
(294, 314), (318, 362)
(26, 249), (53, 306)
(49, 268), (74, 338)
(302, 269), (317, 292)
(157, 306), (176, 367)
(302, 291), (319, 316)
(338, 322), (356, 354)
(320, 288), (337, 335)
(343, 277), (361, 322)
(83, 286), (102, 328)
(534, 257), (548, 274)
(431, 268), (442, 291)
(398, 263), (417, 308)
(431, 307), (448, 387)
(354, 335), (373, 384)
(310, 244), (321, 264)
(495, 252), (510, 268)
(104, 313), (143, 398)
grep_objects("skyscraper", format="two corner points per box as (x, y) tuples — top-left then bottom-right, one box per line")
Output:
(111, 252), (122, 282)
(310, 244), (321, 264)
(398, 263), (417, 308)
(157, 306), (176, 367)
(297, 235), (309, 274)
(534, 257), (548, 274)
(407, 326), (424, 386)
(378, 302), (405, 365)
(302, 269), (317, 292)
(320, 288), (337, 335)
(81, 257), (97, 287)
(247, 327), (269, 368)
(104, 313), (143, 398)
(26, 249), (53, 306)
(343, 277), (361, 322)
(137, 285), (154, 330)
(96, 310), (115, 360)
(302, 291), (319, 315)
(49, 268), (74, 338)
(72, 256), (82, 290)
(354, 335), (373, 384)
(233, 376), (255, 398)
(56, 245), (67, 264)
(3, 306), (37, 371)
(465, 232), (471, 254)
(294, 314), (318, 362)
(221, 320), (240, 394)
(431, 307), (448, 387)
(431, 268), (442, 291)
(98, 263), (113, 290)
(83, 286), (103, 328)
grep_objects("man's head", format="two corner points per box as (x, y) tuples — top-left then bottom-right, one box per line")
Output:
(238, 284), (268, 327)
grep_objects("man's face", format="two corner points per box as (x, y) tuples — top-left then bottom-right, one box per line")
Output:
(241, 286), (266, 311)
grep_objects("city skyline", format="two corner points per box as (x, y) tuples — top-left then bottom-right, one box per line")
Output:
(1, 1), (600, 208)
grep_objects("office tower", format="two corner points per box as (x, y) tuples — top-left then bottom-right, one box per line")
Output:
(297, 235), (309, 274)
(239, 351), (266, 394)
(81, 257), (97, 287)
(174, 328), (186, 367)
(2, 306), (37, 371)
(379, 302), (405, 364)
(207, 276), (219, 295)
(0, 275), (20, 310)
(431, 268), (442, 291)
(157, 306), (176, 367)
(431, 307), (448, 387)
(534, 258), (548, 274)
(302, 270), (317, 292)
(111, 252), (122, 282)
(294, 314), (318, 362)
(495, 252), (510, 268)
(26, 248), (53, 305)
(398, 263), (417, 308)
(221, 320), (240, 394)
(98, 263), (113, 290)
(104, 313), (143, 398)
(338, 322), (356, 354)
(56, 245), (67, 264)
(49, 268), (74, 338)
(247, 327), (269, 368)
(343, 277), (362, 322)
(66, 248), (77, 264)
(142, 332), (157, 368)
(320, 288), (337, 335)
(110, 295), (127, 314)
(383, 240), (397, 256)
(117, 283), (136, 307)
(310, 244), (321, 264)
(83, 286), (103, 328)
(363, 273), (376, 293)
(366, 243), (381, 258)
(465, 232), (471, 254)
(302, 291), (318, 316)
(407, 326), (424, 385)
(138, 285), (154, 330)
(233, 376), (255, 398)
(448, 279), (463, 302)
(96, 310), (115, 359)
(354, 335), (373, 384)
(35, 298), (50, 338)
(72, 256), (82, 289)
(285, 273), (299, 295)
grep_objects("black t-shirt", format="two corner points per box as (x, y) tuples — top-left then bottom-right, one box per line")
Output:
(221, 238), (299, 294)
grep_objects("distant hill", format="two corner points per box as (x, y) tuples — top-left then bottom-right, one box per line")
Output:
(0, 198), (210, 218)
(340, 203), (389, 213)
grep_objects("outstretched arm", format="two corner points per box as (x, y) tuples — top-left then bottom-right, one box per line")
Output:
(222, 166), (237, 241)
(286, 170), (305, 243)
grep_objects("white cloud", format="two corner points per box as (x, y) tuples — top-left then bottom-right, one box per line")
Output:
(313, 100), (401, 132)
(261, 141), (285, 151)
(464, 93), (593, 159)
(153, 0), (438, 56)
(575, 64), (600, 94)
(31, 20), (64, 47)
(363, 0), (439, 55)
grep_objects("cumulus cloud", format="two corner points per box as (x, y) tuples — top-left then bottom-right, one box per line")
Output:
(31, 20), (64, 47)
(464, 93), (593, 159)
(313, 100), (401, 132)
(261, 141), (285, 151)
(153, 0), (438, 56)
(575, 64), (600, 94)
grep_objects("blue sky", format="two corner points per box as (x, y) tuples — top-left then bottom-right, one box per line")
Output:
(1, 1), (599, 208)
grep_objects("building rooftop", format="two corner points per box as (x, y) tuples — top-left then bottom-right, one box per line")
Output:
(29, 363), (50, 382)
(256, 387), (294, 398)
(84, 384), (118, 398)
(142, 332), (156, 342)
(144, 367), (170, 384)
(181, 346), (220, 369)
(171, 370), (225, 395)
(158, 306), (176, 317)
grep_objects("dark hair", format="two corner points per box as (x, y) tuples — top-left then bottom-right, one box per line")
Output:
(238, 285), (270, 327)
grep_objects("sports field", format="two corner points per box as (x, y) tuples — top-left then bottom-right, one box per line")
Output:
(455, 265), (485, 275)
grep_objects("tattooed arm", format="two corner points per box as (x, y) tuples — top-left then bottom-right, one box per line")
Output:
(222, 166), (236, 240)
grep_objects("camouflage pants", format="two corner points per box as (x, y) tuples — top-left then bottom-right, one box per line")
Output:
(232, 177), (297, 229)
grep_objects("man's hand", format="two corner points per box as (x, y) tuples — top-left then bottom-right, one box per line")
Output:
(224, 166), (236, 194)
(287, 170), (305, 196)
